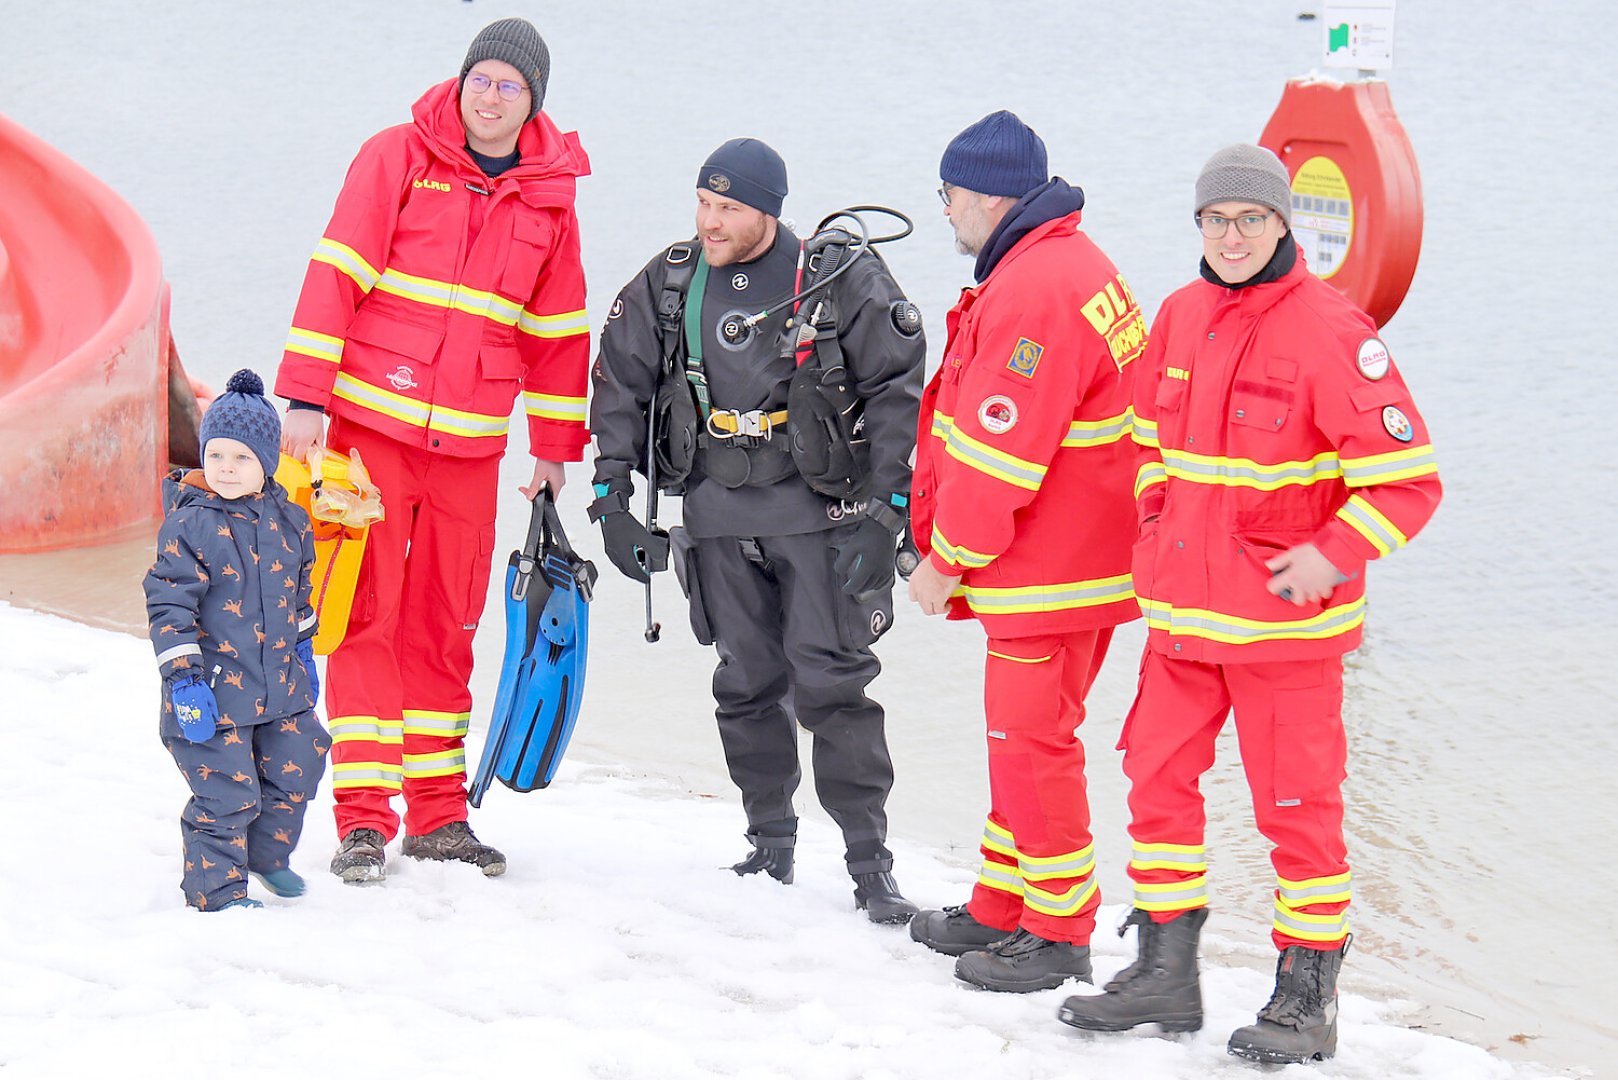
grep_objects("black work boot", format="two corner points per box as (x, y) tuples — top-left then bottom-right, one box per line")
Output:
(1058, 907), (1207, 1033)
(1227, 940), (1349, 1064)
(910, 904), (1010, 957)
(731, 834), (794, 884)
(954, 928), (1093, 993)
(401, 820), (507, 877)
(852, 871), (920, 925)
(330, 827), (386, 885)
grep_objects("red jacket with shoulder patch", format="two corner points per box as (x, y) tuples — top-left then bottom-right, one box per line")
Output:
(1130, 248), (1442, 662)
(274, 79), (591, 461)
(911, 210), (1143, 637)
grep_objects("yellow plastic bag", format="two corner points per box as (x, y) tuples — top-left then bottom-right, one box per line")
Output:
(275, 448), (385, 655)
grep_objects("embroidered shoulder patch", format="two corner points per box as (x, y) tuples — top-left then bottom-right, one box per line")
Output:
(1007, 338), (1044, 378)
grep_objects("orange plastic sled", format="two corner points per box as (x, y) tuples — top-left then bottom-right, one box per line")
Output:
(275, 448), (385, 655)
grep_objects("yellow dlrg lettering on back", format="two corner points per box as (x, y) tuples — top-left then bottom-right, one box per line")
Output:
(1081, 274), (1147, 371)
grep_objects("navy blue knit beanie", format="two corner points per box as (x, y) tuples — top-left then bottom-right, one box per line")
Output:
(940, 111), (1048, 198)
(698, 138), (788, 217)
(199, 369), (281, 477)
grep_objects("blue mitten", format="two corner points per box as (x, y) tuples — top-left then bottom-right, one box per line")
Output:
(295, 639), (320, 708)
(168, 675), (219, 743)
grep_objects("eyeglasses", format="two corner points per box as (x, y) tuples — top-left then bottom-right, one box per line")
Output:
(937, 183), (956, 207)
(1196, 211), (1276, 239)
(465, 72), (527, 102)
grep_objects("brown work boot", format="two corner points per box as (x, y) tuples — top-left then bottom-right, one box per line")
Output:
(401, 820), (507, 877)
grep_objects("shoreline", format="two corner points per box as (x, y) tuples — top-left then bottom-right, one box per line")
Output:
(0, 537), (1589, 1075)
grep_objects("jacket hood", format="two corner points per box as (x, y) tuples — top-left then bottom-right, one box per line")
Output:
(162, 468), (278, 514)
(974, 177), (1086, 283)
(412, 78), (591, 187)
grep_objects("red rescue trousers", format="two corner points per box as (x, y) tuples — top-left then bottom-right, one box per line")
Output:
(1121, 651), (1351, 950)
(324, 418), (501, 841)
(967, 628), (1112, 946)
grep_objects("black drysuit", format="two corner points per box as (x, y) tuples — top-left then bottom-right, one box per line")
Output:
(590, 226), (924, 869)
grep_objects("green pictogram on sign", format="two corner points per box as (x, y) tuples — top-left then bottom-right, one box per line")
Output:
(1328, 23), (1350, 51)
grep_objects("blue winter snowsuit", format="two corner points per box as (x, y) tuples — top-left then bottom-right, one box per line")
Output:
(144, 469), (329, 909)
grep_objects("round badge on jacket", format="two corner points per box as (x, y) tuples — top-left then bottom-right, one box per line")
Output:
(978, 394), (1018, 435)
(1382, 405), (1414, 442)
(1357, 337), (1391, 381)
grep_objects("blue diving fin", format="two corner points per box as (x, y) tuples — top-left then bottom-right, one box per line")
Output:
(469, 489), (597, 805)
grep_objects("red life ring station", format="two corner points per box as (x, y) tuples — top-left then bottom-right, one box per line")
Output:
(1259, 78), (1422, 328)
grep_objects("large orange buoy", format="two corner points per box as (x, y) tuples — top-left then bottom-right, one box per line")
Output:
(1259, 78), (1422, 328)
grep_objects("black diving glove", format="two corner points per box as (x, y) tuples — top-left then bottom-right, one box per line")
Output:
(589, 489), (669, 584)
(832, 510), (903, 596)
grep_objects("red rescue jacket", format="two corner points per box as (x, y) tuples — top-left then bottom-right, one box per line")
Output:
(912, 210), (1143, 637)
(1132, 249), (1442, 662)
(275, 80), (591, 461)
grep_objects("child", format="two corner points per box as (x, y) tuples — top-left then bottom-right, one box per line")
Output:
(144, 369), (329, 911)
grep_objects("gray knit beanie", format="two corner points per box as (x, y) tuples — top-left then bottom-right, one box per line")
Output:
(1195, 143), (1293, 227)
(199, 369), (281, 477)
(460, 17), (549, 120)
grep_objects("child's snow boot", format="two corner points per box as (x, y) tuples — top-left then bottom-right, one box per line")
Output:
(216, 897), (264, 911)
(252, 868), (307, 897)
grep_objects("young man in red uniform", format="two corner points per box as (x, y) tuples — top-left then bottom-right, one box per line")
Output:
(275, 18), (591, 883)
(907, 111), (1144, 992)
(1057, 144), (1442, 1064)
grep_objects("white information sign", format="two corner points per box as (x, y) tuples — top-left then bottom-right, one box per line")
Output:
(1322, 2), (1396, 70)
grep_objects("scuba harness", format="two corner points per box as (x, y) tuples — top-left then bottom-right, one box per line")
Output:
(648, 206), (916, 500)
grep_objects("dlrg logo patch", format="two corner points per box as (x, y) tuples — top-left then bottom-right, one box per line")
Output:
(1007, 338), (1043, 378)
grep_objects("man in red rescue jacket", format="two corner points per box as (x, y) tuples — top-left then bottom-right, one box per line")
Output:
(1057, 145), (1442, 1065)
(274, 18), (591, 883)
(907, 111), (1144, 992)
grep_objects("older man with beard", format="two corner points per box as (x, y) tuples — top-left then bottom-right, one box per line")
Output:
(907, 111), (1144, 993)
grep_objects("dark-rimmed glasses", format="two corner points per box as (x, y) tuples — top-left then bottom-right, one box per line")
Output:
(1196, 211), (1276, 239)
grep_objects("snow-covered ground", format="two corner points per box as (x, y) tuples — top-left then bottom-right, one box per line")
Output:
(0, 601), (1555, 1079)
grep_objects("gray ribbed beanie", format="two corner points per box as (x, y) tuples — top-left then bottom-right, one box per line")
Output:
(460, 18), (549, 120)
(1195, 143), (1293, 227)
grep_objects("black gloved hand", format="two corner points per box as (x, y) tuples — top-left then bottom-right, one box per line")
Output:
(598, 510), (669, 584)
(832, 514), (901, 596)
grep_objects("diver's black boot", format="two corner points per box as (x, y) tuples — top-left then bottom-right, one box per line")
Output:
(1058, 907), (1207, 1033)
(852, 871), (919, 925)
(1227, 941), (1348, 1064)
(731, 834), (795, 884)
(954, 928), (1093, 992)
(909, 904), (1010, 957)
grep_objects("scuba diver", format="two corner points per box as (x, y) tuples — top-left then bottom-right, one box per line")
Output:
(588, 138), (925, 924)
